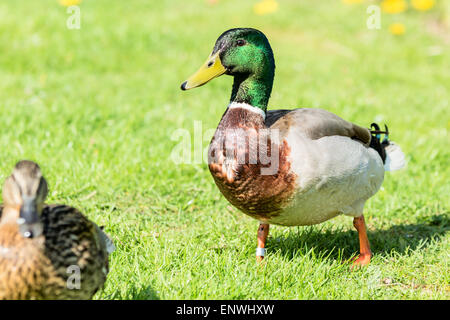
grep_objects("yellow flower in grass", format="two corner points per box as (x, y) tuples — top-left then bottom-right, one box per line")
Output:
(59, 0), (82, 6)
(253, 0), (279, 16)
(389, 23), (406, 35)
(411, 0), (435, 11)
(341, 0), (363, 4)
(381, 0), (407, 14)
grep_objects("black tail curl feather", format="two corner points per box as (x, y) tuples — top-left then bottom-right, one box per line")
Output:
(369, 123), (390, 163)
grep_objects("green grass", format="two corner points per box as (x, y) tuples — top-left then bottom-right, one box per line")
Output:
(0, 0), (449, 299)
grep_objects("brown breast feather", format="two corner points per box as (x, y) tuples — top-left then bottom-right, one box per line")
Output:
(208, 107), (297, 220)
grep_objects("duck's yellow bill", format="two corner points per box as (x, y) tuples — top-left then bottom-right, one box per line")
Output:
(181, 52), (226, 90)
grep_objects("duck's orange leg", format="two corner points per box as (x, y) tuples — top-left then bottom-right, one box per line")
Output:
(256, 223), (270, 262)
(352, 215), (372, 267)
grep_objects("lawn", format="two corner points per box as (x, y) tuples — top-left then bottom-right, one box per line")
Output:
(0, 0), (448, 299)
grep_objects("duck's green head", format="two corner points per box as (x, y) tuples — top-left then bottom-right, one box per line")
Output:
(181, 28), (275, 110)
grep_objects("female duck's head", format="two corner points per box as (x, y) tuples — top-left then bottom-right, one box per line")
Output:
(2, 160), (48, 238)
(181, 28), (275, 111)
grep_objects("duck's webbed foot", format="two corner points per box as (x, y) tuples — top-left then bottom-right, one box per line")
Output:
(256, 223), (270, 262)
(352, 215), (372, 268)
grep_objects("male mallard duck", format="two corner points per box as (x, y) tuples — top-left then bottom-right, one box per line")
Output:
(0, 160), (115, 299)
(181, 28), (405, 266)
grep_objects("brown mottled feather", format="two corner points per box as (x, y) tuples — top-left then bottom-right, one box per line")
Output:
(0, 204), (110, 300)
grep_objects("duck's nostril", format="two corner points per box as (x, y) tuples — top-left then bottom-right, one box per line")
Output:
(207, 61), (214, 67)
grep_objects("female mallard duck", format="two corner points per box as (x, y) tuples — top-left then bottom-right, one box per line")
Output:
(0, 160), (115, 299)
(181, 28), (405, 266)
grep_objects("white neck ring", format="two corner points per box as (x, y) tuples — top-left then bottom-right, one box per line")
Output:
(228, 102), (266, 119)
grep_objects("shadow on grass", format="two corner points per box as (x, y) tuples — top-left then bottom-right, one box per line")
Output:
(129, 286), (160, 300)
(269, 214), (449, 261)
(106, 285), (160, 300)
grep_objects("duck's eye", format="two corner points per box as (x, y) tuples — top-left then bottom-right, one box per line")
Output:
(236, 39), (246, 47)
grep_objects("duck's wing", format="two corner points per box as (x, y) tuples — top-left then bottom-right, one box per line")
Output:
(268, 108), (371, 145)
(41, 204), (113, 299)
(265, 109), (294, 127)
